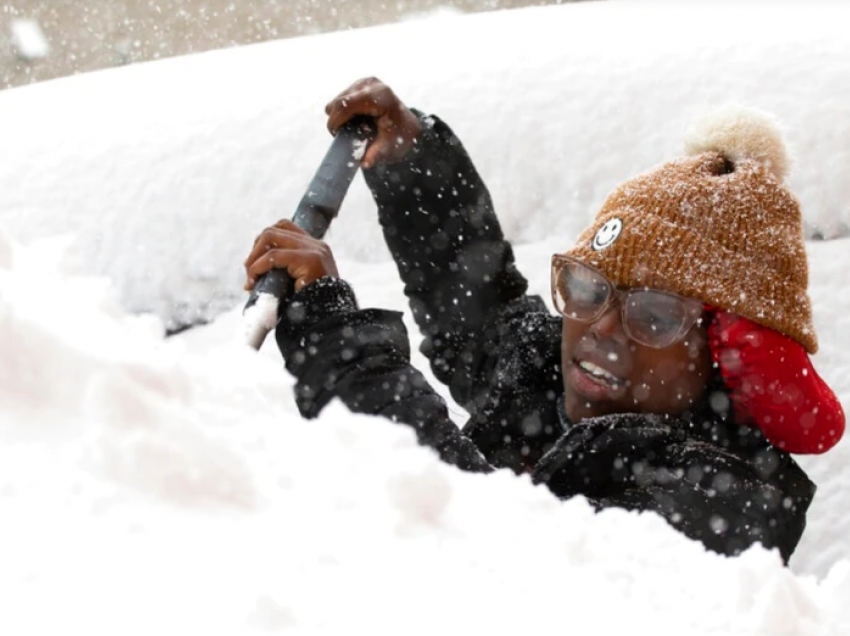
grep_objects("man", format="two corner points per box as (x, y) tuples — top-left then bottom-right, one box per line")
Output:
(243, 78), (844, 562)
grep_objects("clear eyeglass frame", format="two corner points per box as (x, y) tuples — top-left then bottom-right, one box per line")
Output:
(550, 254), (704, 349)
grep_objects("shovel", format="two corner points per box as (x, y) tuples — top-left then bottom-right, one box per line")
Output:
(242, 117), (375, 350)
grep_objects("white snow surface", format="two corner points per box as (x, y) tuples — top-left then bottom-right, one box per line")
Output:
(2, 228), (850, 636)
(1, 2), (850, 634)
(0, 1), (849, 329)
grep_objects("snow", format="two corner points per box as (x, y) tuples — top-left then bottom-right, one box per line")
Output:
(2, 235), (849, 634)
(1, 1), (849, 330)
(8, 19), (51, 61)
(0, 1), (849, 634)
(242, 292), (284, 350)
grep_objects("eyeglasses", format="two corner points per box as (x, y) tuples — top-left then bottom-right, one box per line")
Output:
(550, 254), (704, 349)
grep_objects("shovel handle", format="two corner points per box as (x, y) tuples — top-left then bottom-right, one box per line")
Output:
(242, 117), (376, 349)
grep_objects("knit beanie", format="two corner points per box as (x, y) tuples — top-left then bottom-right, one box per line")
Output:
(565, 106), (817, 353)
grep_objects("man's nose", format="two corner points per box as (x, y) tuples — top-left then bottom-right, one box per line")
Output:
(590, 305), (626, 342)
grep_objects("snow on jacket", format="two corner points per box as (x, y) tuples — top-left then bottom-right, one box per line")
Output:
(274, 113), (815, 564)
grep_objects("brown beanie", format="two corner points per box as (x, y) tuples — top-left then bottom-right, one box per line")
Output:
(565, 106), (817, 353)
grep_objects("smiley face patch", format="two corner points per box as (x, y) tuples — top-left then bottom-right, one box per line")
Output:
(591, 218), (623, 251)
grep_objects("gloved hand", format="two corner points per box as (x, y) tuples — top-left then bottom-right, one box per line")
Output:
(708, 309), (845, 454)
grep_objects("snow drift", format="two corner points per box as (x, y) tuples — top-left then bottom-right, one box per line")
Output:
(1, 224), (849, 635)
(0, 1), (849, 634)
(0, 1), (848, 329)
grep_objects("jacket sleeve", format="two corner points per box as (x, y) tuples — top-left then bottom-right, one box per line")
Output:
(531, 413), (816, 563)
(362, 112), (549, 417)
(274, 276), (493, 474)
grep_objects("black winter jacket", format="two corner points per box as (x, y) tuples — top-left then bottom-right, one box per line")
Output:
(275, 112), (815, 563)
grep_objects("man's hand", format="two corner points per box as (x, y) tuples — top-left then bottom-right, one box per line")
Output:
(243, 219), (339, 292)
(325, 77), (421, 168)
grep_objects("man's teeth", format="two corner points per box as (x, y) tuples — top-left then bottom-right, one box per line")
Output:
(579, 361), (620, 384)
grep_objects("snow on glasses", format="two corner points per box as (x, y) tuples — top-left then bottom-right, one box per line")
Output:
(550, 255), (704, 349)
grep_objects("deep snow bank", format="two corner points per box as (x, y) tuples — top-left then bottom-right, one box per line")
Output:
(1, 228), (849, 635)
(0, 1), (849, 328)
(1, 1), (849, 632)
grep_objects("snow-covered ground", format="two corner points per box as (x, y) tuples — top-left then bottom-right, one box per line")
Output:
(1, 1), (849, 634)
(0, 1), (848, 330)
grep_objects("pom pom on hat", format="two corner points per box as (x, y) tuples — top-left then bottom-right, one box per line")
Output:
(684, 105), (790, 181)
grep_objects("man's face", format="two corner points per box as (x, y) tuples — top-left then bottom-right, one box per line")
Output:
(561, 304), (713, 423)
